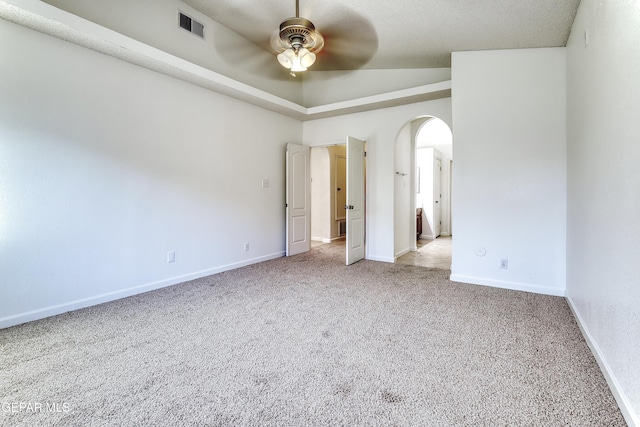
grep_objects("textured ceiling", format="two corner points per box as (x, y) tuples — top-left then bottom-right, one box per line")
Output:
(182, 0), (581, 70)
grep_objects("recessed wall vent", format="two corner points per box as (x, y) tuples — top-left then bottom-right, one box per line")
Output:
(179, 12), (204, 38)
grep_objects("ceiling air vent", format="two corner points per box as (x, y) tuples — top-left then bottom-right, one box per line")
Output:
(179, 12), (204, 39)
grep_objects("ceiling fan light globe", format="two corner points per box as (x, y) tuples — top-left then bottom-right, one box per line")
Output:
(290, 56), (308, 72)
(297, 48), (316, 68)
(277, 48), (295, 69)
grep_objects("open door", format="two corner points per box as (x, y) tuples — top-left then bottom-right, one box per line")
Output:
(286, 143), (310, 256)
(346, 136), (366, 265)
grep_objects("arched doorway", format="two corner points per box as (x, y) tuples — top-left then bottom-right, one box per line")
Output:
(416, 117), (453, 239)
(393, 115), (452, 265)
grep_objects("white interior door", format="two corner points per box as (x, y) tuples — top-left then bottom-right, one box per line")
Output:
(434, 158), (441, 237)
(346, 136), (365, 265)
(286, 143), (310, 256)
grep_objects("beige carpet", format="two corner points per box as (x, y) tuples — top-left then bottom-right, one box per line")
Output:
(0, 241), (625, 426)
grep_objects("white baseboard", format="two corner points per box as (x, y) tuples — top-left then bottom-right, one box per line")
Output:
(566, 296), (639, 427)
(0, 251), (285, 329)
(394, 247), (411, 259)
(366, 254), (395, 263)
(449, 274), (565, 297)
(312, 236), (345, 243)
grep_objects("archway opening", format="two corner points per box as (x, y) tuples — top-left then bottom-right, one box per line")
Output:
(416, 117), (453, 239)
(393, 115), (453, 269)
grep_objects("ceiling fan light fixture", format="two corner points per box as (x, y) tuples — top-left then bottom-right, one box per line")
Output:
(277, 47), (314, 73)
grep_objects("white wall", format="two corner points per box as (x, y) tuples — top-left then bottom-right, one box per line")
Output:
(566, 0), (640, 424)
(0, 19), (301, 327)
(310, 147), (330, 241)
(303, 98), (452, 263)
(451, 48), (567, 296)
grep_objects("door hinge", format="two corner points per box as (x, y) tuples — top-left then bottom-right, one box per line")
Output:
(364, 151), (367, 157)
(285, 203), (288, 208)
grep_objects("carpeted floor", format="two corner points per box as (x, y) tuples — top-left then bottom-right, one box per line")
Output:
(0, 242), (625, 426)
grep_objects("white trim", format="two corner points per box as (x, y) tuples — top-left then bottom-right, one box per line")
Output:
(325, 236), (346, 243)
(367, 255), (395, 263)
(567, 297), (639, 427)
(449, 274), (565, 297)
(394, 247), (411, 260)
(311, 236), (345, 243)
(305, 81), (451, 120)
(0, 251), (284, 329)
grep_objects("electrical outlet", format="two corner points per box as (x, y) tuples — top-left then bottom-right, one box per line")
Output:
(244, 243), (250, 251)
(500, 258), (508, 269)
(167, 251), (175, 263)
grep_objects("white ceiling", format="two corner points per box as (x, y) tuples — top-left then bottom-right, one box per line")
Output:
(182, 0), (581, 70)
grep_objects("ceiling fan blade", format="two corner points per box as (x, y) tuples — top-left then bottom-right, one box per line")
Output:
(311, 5), (378, 71)
(270, 31), (289, 54)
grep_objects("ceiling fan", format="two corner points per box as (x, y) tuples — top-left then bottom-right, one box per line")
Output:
(271, 0), (325, 76)
(183, 0), (379, 79)
(268, 0), (380, 77)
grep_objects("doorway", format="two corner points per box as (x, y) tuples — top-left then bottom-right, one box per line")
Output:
(416, 117), (452, 239)
(393, 116), (452, 267)
(299, 137), (367, 264)
(310, 145), (347, 243)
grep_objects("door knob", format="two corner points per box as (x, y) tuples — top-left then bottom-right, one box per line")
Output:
(344, 205), (354, 210)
